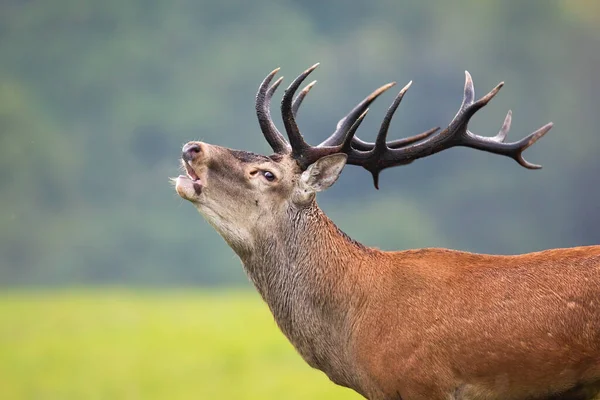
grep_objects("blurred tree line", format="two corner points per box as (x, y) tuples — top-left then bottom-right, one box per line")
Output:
(0, 0), (599, 285)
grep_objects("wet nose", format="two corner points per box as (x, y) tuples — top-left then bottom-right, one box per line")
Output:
(182, 142), (202, 162)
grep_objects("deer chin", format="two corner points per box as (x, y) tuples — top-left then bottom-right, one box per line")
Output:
(175, 173), (202, 196)
(175, 175), (203, 202)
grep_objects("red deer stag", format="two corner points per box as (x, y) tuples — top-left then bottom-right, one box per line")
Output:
(174, 64), (600, 400)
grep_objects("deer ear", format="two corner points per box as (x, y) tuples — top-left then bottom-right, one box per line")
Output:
(301, 154), (348, 192)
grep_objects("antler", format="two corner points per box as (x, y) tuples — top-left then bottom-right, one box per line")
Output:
(256, 68), (290, 153)
(342, 71), (553, 187)
(256, 63), (372, 168)
(256, 64), (438, 169)
(255, 66), (553, 188)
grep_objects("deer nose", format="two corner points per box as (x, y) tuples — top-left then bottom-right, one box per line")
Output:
(182, 142), (202, 162)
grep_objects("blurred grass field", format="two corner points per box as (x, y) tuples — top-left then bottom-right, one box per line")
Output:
(0, 290), (361, 400)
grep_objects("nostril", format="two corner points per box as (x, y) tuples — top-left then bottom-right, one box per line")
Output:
(182, 143), (202, 161)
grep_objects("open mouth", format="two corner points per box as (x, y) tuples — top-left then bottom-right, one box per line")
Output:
(181, 160), (203, 195)
(183, 160), (200, 181)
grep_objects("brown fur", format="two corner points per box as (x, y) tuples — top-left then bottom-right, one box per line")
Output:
(175, 142), (600, 400)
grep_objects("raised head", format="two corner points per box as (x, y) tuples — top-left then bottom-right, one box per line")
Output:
(174, 64), (552, 253)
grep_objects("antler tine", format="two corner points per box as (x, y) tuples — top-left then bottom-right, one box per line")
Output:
(341, 109), (370, 152)
(496, 109), (512, 142)
(344, 82), (415, 189)
(279, 64), (351, 168)
(256, 68), (290, 154)
(374, 81), (413, 152)
(268, 76), (284, 98)
(292, 80), (317, 118)
(458, 71), (504, 120)
(319, 82), (396, 147)
(281, 63), (320, 163)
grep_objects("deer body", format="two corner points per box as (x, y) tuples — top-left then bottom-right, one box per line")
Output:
(352, 246), (600, 399)
(234, 201), (600, 400)
(174, 65), (600, 399)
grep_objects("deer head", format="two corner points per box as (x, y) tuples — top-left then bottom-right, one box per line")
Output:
(175, 64), (552, 258)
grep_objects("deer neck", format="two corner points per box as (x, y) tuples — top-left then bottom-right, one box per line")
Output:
(238, 200), (369, 383)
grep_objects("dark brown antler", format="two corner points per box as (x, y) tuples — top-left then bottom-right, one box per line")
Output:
(264, 63), (372, 168)
(341, 71), (553, 187)
(256, 68), (290, 154)
(255, 66), (553, 188)
(257, 65), (437, 170)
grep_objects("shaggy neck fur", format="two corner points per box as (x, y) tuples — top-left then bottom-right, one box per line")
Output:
(237, 200), (372, 388)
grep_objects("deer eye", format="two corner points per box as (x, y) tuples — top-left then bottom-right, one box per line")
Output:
(262, 170), (276, 182)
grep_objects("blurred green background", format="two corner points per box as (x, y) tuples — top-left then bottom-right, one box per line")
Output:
(0, 0), (598, 398)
